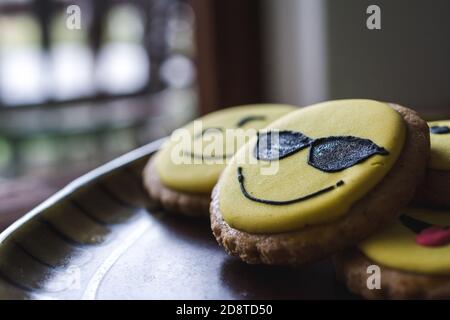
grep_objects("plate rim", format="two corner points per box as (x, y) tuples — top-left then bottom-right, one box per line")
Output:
(0, 138), (164, 245)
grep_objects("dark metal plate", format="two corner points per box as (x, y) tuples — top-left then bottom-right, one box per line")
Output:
(0, 140), (355, 300)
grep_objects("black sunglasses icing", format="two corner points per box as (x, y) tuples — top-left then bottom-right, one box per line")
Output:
(254, 130), (389, 173)
(430, 125), (450, 135)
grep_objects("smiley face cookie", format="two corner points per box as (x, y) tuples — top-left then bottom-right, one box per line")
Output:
(334, 207), (450, 299)
(143, 104), (295, 217)
(211, 99), (430, 266)
(415, 120), (450, 209)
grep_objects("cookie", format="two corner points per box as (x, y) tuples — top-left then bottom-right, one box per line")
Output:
(143, 104), (295, 217)
(211, 100), (429, 266)
(334, 207), (450, 299)
(415, 120), (450, 209)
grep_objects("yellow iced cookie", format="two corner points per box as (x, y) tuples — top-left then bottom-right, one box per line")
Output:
(219, 99), (406, 233)
(155, 104), (296, 193)
(428, 120), (450, 171)
(359, 207), (450, 275)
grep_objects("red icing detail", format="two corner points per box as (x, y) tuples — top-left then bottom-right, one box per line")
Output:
(416, 226), (450, 247)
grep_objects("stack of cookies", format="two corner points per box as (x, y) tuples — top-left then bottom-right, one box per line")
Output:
(143, 99), (450, 299)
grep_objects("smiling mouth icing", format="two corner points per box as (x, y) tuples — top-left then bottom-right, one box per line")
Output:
(237, 167), (345, 205)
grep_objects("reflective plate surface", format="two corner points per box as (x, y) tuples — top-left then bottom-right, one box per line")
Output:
(0, 140), (354, 300)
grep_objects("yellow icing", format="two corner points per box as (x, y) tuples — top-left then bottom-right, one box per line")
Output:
(429, 120), (450, 171)
(359, 207), (450, 275)
(155, 104), (296, 193)
(219, 99), (406, 233)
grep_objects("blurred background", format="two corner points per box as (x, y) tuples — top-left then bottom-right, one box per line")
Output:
(1, 0), (450, 228)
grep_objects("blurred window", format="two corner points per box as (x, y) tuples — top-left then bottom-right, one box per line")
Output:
(49, 7), (94, 100)
(0, 0), (197, 178)
(96, 4), (149, 95)
(0, 14), (47, 105)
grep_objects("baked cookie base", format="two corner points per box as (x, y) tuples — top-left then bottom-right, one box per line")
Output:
(333, 249), (450, 299)
(143, 157), (211, 218)
(210, 104), (430, 266)
(414, 169), (450, 209)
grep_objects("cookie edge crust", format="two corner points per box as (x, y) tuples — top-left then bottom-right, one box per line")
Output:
(333, 249), (450, 299)
(210, 104), (430, 266)
(142, 156), (211, 218)
(414, 169), (450, 209)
